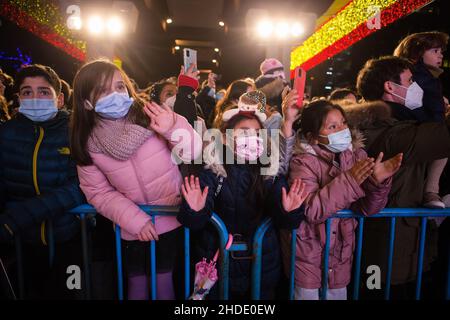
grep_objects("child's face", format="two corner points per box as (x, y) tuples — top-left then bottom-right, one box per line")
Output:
(317, 109), (348, 144)
(232, 118), (262, 139)
(19, 76), (64, 109)
(93, 70), (129, 102)
(423, 47), (443, 68)
(160, 84), (177, 104)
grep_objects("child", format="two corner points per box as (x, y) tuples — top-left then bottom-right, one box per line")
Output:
(177, 91), (307, 299)
(70, 59), (202, 300)
(394, 31), (449, 208)
(283, 100), (402, 300)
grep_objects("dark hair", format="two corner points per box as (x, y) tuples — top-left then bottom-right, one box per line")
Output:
(60, 79), (72, 108)
(300, 100), (348, 141)
(0, 95), (10, 123)
(220, 113), (267, 222)
(15, 64), (62, 94)
(70, 59), (149, 166)
(356, 56), (413, 101)
(213, 79), (255, 128)
(148, 78), (177, 104)
(394, 31), (449, 63)
(329, 88), (356, 101)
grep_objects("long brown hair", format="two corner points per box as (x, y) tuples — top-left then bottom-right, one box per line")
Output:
(70, 59), (149, 166)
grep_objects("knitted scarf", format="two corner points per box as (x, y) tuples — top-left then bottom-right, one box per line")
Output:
(87, 118), (153, 161)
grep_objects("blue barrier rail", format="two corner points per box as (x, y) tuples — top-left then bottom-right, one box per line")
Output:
(7, 205), (450, 300)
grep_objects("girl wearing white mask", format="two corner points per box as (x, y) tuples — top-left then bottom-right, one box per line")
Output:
(177, 91), (308, 299)
(70, 59), (202, 300)
(283, 100), (402, 300)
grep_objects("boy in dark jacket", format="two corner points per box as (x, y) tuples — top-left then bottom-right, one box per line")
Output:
(0, 64), (85, 299)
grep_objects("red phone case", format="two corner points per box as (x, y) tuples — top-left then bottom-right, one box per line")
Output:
(293, 67), (306, 108)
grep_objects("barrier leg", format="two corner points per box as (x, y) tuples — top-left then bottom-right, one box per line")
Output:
(115, 226), (124, 300)
(352, 218), (364, 300)
(385, 217), (396, 300)
(150, 215), (156, 300)
(80, 213), (92, 300)
(415, 217), (427, 300)
(321, 219), (332, 300)
(289, 229), (296, 300)
(184, 227), (190, 300)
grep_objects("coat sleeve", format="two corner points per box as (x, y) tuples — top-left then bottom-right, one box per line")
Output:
(289, 155), (365, 225)
(173, 75), (199, 126)
(0, 156), (86, 235)
(349, 149), (392, 216)
(177, 169), (217, 231)
(196, 86), (216, 127)
(278, 131), (296, 177)
(414, 68), (445, 122)
(266, 176), (304, 229)
(381, 121), (450, 164)
(77, 164), (150, 236)
(160, 114), (203, 163)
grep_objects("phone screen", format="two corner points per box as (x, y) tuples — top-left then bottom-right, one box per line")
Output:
(183, 48), (197, 71)
(293, 67), (306, 108)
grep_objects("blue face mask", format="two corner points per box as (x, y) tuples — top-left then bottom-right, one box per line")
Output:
(319, 128), (352, 153)
(94, 92), (133, 119)
(19, 98), (58, 122)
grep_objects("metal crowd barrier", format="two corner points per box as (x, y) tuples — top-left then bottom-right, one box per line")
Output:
(7, 206), (450, 300)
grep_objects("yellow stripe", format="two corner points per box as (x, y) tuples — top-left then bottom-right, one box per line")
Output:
(41, 221), (47, 246)
(33, 127), (44, 195)
(33, 126), (46, 245)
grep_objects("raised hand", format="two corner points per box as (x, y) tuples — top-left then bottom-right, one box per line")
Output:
(348, 158), (375, 185)
(180, 64), (200, 80)
(281, 88), (301, 138)
(181, 175), (209, 212)
(372, 152), (403, 184)
(207, 72), (216, 89)
(138, 220), (159, 242)
(143, 101), (176, 134)
(282, 178), (309, 212)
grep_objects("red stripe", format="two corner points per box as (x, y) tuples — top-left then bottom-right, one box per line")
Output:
(295, 0), (432, 72)
(0, 2), (86, 61)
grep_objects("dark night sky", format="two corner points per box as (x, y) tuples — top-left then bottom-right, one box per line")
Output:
(1, 0), (449, 96)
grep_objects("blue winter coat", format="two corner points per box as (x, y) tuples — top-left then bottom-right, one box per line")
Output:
(0, 111), (86, 244)
(177, 156), (304, 298)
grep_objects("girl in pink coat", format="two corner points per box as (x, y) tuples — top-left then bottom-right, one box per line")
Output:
(70, 60), (202, 300)
(283, 100), (402, 300)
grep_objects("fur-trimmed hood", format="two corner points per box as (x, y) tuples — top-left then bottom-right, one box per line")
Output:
(255, 77), (286, 99)
(339, 100), (394, 129)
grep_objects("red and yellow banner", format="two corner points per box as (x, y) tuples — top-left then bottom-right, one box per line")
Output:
(290, 0), (434, 73)
(0, 0), (86, 61)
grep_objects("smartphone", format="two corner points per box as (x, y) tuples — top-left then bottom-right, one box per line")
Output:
(293, 66), (306, 108)
(183, 48), (197, 71)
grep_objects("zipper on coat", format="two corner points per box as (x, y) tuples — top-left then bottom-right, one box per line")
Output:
(32, 126), (47, 245)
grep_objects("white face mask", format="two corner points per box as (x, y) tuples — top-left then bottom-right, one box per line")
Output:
(319, 128), (352, 153)
(164, 95), (176, 110)
(390, 82), (424, 110)
(235, 135), (264, 161)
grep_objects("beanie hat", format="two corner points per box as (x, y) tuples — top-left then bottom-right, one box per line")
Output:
(222, 90), (267, 123)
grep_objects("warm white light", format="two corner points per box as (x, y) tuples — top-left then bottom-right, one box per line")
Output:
(174, 46), (180, 50)
(290, 22), (304, 37)
(275, 21), (289, 38)
(107, 16), (124, 36)
(67, 16), (82, 30)
(212, 59), (217, 63)
(166, 18), (173, 24)
(87, 16), (104, 35)
(257, 20), (273, 38)
(214, 48), (220, 52)
(219, 21), (225, 27)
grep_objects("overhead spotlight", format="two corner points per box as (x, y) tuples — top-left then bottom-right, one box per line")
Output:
(256, 20), (273, 38)
(214, 48), (220, 52)
(275, 21), (289, 38)
(87, 15), (104, 35)
(290, 23), (304, 37)
(67, 15), (82, 30)
(219, 21), (225, 27)
(107, 16), (124, 36)
(166, 18), (173, 24)
(174, 46), (180, 50)
(212, 59), (218, 63)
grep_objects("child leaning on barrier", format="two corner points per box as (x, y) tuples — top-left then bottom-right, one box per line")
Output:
(281, 100), (403, 300)
(177, 91), (307, 299)
(70, 59), (202, 300)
